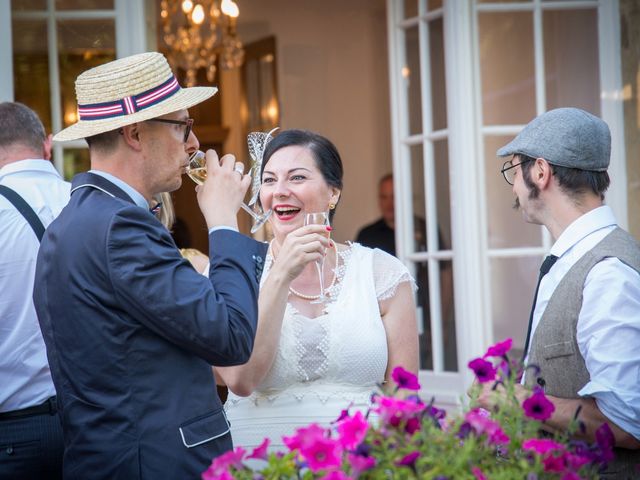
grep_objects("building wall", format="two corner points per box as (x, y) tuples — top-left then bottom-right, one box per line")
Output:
(236, 0), (392, 243)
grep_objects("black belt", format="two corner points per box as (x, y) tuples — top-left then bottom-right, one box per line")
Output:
(0, 396), (57, 421)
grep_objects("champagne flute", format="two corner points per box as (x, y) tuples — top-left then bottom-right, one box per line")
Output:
(186, 150), (271, 233)
(304, 211), (331, 304)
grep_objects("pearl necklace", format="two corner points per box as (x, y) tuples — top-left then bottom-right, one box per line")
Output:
(269, 241), (339, 301)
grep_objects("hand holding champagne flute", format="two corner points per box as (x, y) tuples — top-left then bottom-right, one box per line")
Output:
(188, 150), (272, 233)
(304, 211), (331, 304)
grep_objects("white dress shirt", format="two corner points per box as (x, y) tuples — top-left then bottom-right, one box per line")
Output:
(0, 159), (70, 411)
(527, 205), (640, 440)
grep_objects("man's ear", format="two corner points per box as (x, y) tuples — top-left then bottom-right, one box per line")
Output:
(42, 134), (53, 161)
(121, 123), (144, 152)
(535, 157), (554, 189)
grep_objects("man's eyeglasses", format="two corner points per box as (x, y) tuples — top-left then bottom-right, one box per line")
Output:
(500, 157), (533, 185)
(148, 118), (194, 143)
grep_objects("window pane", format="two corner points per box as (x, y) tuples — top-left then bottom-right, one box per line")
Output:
(12, 20), (52, 133)
(12, 0), (47, 10)
(491, 256), (540, 358)
(479, 12), (536, 125)
(416, 259), (457, 371)
(428, 0), (443, 11)
(63, 148), (90, 180)
(58, 19), (115, 128)
(429, 18), (447, 131)
(434, 139), (451, 249)
(56, 0), (114, 9)
(404, 26), (422, 136)
(403, 0), (418, 19)
(410, 143), (426, 252)
(544, 9), (600, 114)
(484, 135), (542, 248)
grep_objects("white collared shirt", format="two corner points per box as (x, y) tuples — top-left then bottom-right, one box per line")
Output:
(0, 159), (71, 411)
(527, 205), (640, 440)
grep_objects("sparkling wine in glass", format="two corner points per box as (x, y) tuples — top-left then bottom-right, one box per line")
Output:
(304, 211), (331, 304)
(186, 150), (272, 233)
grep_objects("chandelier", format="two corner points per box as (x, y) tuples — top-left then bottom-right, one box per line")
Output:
(160, 0), (244, 87)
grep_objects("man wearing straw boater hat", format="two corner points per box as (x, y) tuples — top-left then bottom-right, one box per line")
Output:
(32, 52), (268, 479)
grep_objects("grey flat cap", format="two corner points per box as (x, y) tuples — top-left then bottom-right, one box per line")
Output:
(497, 107), (610, 171)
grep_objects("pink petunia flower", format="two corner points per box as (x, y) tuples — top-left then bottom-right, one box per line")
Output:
(561, 472), (582, 480)
(283, 423), (327, 452)
(522, 438), (565, 455)
(522, 389), (556, 421)
(372, 395), (426, 425)
(484, 338), (513, 358)
(465, 409), (510, 446)
(336, 411), (369, 450)
(468, 358), (497, 383)
(396, 451), (420, 468)
(246, 438), (270, 461)
(201, 447), (246, 480)
(348, 453), (376, 476)
(391, 366), (421, 391)
(299, 436), (344, 473)
(471, 466), (488, 480)
(542, 452), (567, 472)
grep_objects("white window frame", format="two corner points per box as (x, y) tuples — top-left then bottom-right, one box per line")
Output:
(387, 0), (627, 406)
(2, 0), (148, 173)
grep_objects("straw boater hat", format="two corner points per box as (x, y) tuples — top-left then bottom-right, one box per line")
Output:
(54, 52), (217, 142)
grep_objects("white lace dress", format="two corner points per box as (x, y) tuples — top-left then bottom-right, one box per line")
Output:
(224, 243), (414, 450)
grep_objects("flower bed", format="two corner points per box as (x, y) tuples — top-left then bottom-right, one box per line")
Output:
(203, 339), (613, 479)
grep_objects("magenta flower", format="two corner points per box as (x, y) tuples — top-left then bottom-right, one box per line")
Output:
(522, 438), (565, 455)
(246, 438), (270, 461)
(465, 409), (510, 445)
(522, 389), (556, 421)
(468, 358), (497, 383)
(405, 417), (421, 435)
(299, 436), (343, 473)
(391, 366), (421, 390)
(336, 411), (369, 450)
(561, 473), (582, 480)
(348, 453), (376, 475)
(283, 423), (326, 452)
(201, 447), (246, 480)
(396, 451), (420, 468)
(319, 471), (352, 480)
(373, 395), (426, 425)
(471, 466), (488, 480)
(484, 338), (513, 358)
(542, 453), (566, 472)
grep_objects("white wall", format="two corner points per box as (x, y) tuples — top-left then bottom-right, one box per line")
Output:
(237, 0), (392, 242)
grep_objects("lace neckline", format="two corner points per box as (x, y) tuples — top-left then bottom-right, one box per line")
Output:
(264, 242), (356, 317)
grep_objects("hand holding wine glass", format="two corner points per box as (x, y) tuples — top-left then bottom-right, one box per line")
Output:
(189, 150), (272, 233)
(303, 211), (331, 304)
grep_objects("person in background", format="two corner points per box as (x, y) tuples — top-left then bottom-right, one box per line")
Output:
(356, 173), (456, 370)
(478, 107), (640, 478)
(0, 102), (69, 479)
(32, 52), (267, 479)
(216, 129), (419, 452)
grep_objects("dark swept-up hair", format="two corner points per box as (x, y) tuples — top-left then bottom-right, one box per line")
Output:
(260, 129), (344, 220)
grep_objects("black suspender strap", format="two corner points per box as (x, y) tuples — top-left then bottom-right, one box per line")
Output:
(0, 184), (45, 242)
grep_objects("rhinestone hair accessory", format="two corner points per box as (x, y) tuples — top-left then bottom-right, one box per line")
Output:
(247, 127), (279, 207)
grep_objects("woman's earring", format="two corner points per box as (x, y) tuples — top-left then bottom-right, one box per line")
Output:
(328, 203), (336, 210)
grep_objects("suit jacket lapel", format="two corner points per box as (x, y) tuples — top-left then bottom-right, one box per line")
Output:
(71, 172), (136, 205)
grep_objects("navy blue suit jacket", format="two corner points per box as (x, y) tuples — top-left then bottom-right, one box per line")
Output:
(33, 172), (267, 479)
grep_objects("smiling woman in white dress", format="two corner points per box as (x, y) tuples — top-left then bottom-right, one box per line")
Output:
(216, 129), (419, 451)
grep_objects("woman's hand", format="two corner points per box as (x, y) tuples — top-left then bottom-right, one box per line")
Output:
(271, 224), (331, 282)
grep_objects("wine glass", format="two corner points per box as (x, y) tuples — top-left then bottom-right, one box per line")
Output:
(304, 211), (331, 304)
(186, 150), (272, 233)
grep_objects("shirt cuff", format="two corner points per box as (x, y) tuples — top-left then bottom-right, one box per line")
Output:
(579, 381), (640, 440)
(208, 226), (239, 234)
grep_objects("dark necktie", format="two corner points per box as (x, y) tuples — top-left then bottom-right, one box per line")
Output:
(522, 254), (559, 360)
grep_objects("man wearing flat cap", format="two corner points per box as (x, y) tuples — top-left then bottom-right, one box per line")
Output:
(33, 52), (268, 479)
(478, 107), (640, 478)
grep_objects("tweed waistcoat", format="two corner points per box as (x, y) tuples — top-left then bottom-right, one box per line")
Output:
(526, 227), (640, 479)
